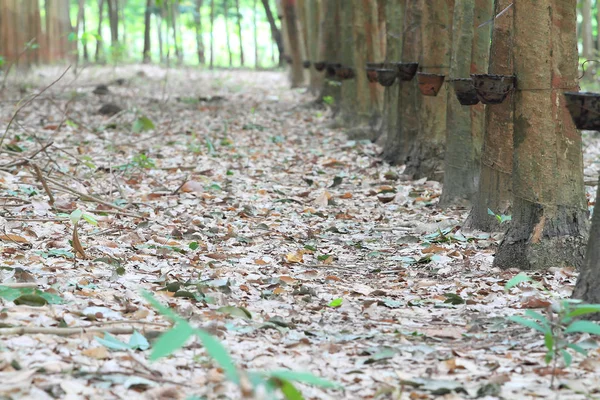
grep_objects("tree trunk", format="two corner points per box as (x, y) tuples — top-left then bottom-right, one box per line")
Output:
(95, 0), (105, 62)
(581, 0), (593, 59)
(143, 0), (152, 63)
(318, 0), (341, 108)
(82, 1), (89, 61)
(282, 0), (305, 87)
(261, 0), (284, 65)
(45, 0), (74, 63)
(404, 0), (454, 181)
(383, 0), (422, 165)
(493, 0), (588, 271)
(194, 0), (206, 64)
(235, 0), (245, 65)
(254, 0), (259, 67)
(210, 0), (215, 68)
(464, 0), (514, 232)
(439, 0), (492, 207)
(303, 0), (322, 93)
(106, 0), (118, 47)
(172, 0), (183, 64)
(224, 0), (233, 66)
(573, 174), (600, 309)
(75, 0), (85, 66)
(379, 0), (404, 146)
(157, 10), (164, 62)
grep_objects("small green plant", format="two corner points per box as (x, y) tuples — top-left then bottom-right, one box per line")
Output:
(69, 209), (98, 259)
(505, 273), (600, 387)
(322, 96), (334, 106)
(142, 291), (341, 398)
(131, 153), (156, 169)
(487, 208), (512, 224)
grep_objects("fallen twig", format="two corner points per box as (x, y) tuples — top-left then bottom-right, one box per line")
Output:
(0, 326), (166, 337)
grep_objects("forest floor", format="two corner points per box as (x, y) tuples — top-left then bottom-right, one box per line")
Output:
(1, 65), (600, 400)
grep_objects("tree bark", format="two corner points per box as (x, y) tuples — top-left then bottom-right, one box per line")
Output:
(143, 0), (152, 63)
(384, 0), (422, 165)
(403, 0), (454, 181)
(254, 0), (260, 67)
(379, 0), (404, 147)
(106, 0), (119, 47)
(439, 0), (492, 207)
(194, 0), (206, 65)
(581, 0), (593, 59)
(493, 0), (588, 271)
(171, 0), (183, 64)
(464, 0), (514, 232)
(261, 0), (284, 65)
(303, 0), (323, 93)
(318, 0), (341, 108)
(282, 0), (305, 87)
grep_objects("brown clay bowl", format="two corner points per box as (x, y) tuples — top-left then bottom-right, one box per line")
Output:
(417, 73), (445, 96)
(451, 78), (479, 105)
(376, 69), (397, 87)
(471, 74), (516, 104)
(564, 92), (600, 130)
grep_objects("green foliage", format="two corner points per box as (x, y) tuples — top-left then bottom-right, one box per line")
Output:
(505, 275), (600, 387)
(322, 96), (334, 106)
(487, 208), (512, 224)
(0, 286), (63, 305)
(132, 116), (156, 133)
(96, 331), (150, 351)
(142, 291), (341, 398)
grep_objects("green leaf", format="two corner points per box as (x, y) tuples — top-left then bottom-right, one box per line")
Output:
(505, 273), (532, 290)
(13, 294), (48, 307)
(82, 213), (98, 226)
(544, 332), (554, 352)
(70, 209), (83, 224)
(265, 370), (341, 389)
(566, 304), (600, 318)
(150, 323), (194, 360)
(443, 293), (465, 305)
(96, 333), (131, 350)
(560, 349), (573, 367)
(128, 331), (150, 351)
(499, 214), (512, 223)
(189, 242), (199, 250)
(507, 315), (548, 334)
(194, 328), (240, 385)
(565, 320), (600, 335)
(132, 116), (155, 133)
(67, 32), (77, 41)
(217, 306), (252, 319)
(545, 350), (555, 365)
(279, 379), (304, 400)
(328, 298), (343, 308)
(142, 291), (182, 323)
(0, 286), (25, 301)
(487, 208), (496, 216)
(524, 310), (550, 328)
(566, 343), (588, 356)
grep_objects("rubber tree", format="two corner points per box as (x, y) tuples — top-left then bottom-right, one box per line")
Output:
(281, 0), (306, 87)
(318, 0), (341, 108)
(378, 0), (404, 144)
(304, 0), (323, 94)
(404, 0), (454, 181)
(383, 0), (422, 164)
(439, 0), (493, 207)
(339, 0), (384, 140)
(493, 0), (588, 270)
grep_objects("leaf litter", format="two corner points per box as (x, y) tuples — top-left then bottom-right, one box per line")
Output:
(0, 65), (599, 399)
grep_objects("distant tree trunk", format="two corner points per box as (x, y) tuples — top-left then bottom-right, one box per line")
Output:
(154, 8), (165, 63)
(303, 0), (322, 94)
(95, 0), (105, 62)
(493, 0), (588, 271)
(45, 0), (75, 63)
(75, 0), (86, 66)
(254, 0), (259, 67)
(318, 0), (341, 107)
(194, 0), (206, 64)
(439, 0), (492, 207)
(224, 0), (233, 66)
(0, 0), (42, 68)
(465, 0), (513, 232)
(582, 0), (593, 59)
(106, 0), (119, 47)
(262, 0), (284, 65)
(379, 0), (404, 147)
(171, 0), (183, 64)
(282, 0), (305, 87)
(210, 0), (215, 68)
(404, 0), (454, 181)
(235, 0), (244, 65)
(81, 1), (89, 61)
(383, 0), (422, 165)
(143, 0), (153, 63)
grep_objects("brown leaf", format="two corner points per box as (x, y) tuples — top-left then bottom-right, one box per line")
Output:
(520, 296), (552, 309)
(72, 225), (86, 259)
(206, 253), (229, 260)
(285, 251), (304, 264)
(0, 234), (29, 244)
(422, 245), (446, 254)
(181, 180), (205, 194)
(82, 346), (110, 359)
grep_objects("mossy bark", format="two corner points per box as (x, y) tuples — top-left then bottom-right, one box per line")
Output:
(493, 0), (588, 270)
